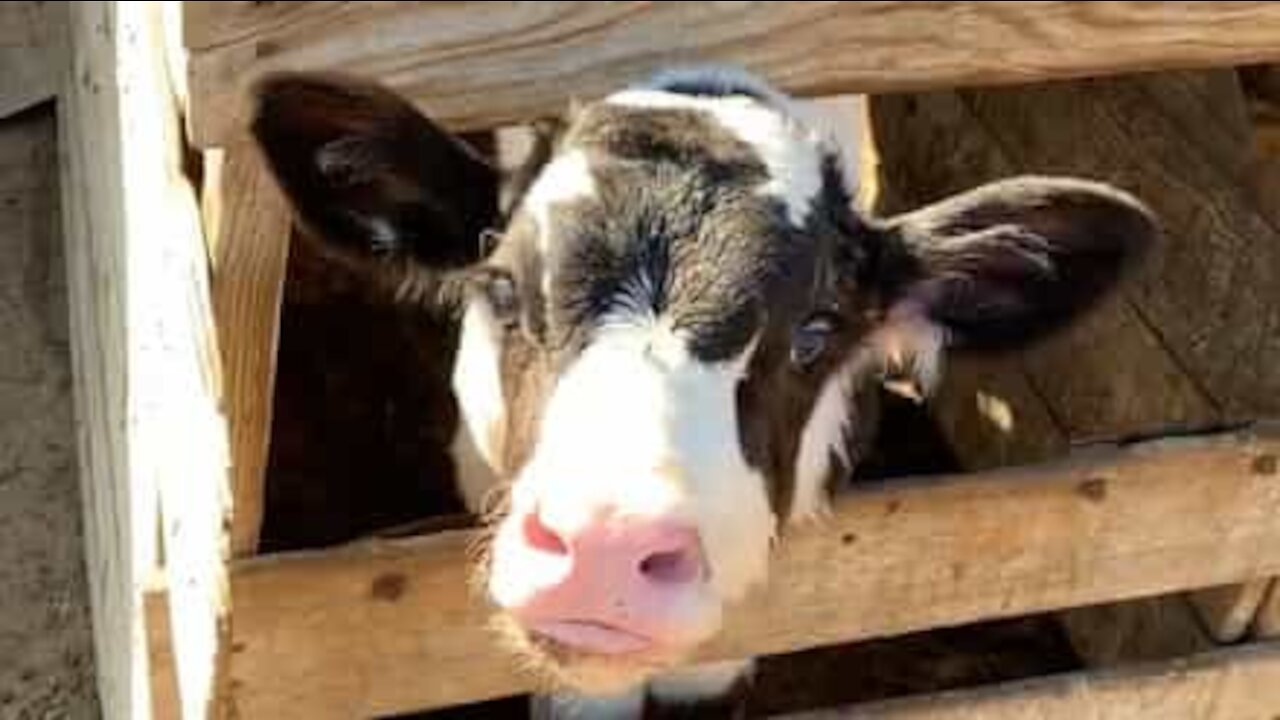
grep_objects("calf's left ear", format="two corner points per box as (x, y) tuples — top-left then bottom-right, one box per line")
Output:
(861, 176), (1156, 395)
(249, 72), (499, 287)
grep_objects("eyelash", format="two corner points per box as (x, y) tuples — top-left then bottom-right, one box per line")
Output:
(484, 271), (520, 326)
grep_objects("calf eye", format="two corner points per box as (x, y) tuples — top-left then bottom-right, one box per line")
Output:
(790, 313), (838, 368)
(484, 271), (520, 327)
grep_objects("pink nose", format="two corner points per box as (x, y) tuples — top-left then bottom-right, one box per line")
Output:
(494, 505), (707, 655)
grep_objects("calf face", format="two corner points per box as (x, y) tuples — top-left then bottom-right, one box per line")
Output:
(252, 67), (1154, 692)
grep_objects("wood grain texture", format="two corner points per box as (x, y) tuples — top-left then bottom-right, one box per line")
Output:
(781, 641), (1280, 719)
(60, 4), (230, 718)
(59, 4), (159, 717)
(206, 140), (292, 558)
(224, 424), (1280, 717)
(0, 2), (63, 119)
(182, 1), (1280, 146)
(144, 574), (180, 720)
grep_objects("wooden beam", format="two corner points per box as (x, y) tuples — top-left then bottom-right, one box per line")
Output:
(221, 423), (1280, 718)
(0, 2), (62, 119)
(61, 3), (231, 718)
(780, 640), (1280, 719)
(182, 1), (1280, 147)
(206, 139), (292, 558)
(60, 4), (160, 717)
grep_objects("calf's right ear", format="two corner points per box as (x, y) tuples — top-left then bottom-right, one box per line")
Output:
(249, 72), (499, 282)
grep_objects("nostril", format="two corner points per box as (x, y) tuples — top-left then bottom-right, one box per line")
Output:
(638, 548), (702, 585)
(522, 508), (568, 555)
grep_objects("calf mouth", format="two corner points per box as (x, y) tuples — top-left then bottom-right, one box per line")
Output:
(491, 612), (691, 694)
(527, 618), (655, 655)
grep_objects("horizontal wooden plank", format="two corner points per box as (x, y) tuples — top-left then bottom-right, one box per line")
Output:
(183, 1), (1280, 146)
(221, 422), (1280, 718)
(782, 640), (1280, 719)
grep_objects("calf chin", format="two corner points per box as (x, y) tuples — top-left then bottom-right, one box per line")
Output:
(529, 659), (754, 720)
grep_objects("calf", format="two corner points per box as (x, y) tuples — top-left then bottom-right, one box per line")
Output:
(251, 67), (1153, 715)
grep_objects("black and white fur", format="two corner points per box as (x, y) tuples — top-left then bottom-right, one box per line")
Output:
(250, 66), (1154, 716)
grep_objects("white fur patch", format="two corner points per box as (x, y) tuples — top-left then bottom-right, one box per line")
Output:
(448, 422), (499, 514)
(604, 88), (826, 226)
(501, 322), (773, 610)
(869, 307), (947, 400)
(792, 349), (873, 523)
(647, 659), (754, 703)
(520, 150), (597, 297)
(451, 299), (506, 472)
(522, 150), (596, 287)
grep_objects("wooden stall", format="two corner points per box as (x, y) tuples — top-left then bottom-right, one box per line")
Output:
(50, 2), (1280, 718)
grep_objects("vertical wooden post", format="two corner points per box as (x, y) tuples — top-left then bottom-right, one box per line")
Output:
(61, 3), (230, 718)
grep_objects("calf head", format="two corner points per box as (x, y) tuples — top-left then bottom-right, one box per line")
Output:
(252, 68), (1154, 692)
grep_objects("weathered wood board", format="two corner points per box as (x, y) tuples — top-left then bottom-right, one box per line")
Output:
(60, 3), (230, 718)
(218, 424), (1280, 717)
(183, 2), (1280, 146)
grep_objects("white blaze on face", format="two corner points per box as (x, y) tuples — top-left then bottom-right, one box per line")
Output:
(520, 149), (597, 298)
(604, 88), (826, 227)
(506, 319), (775, 605)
